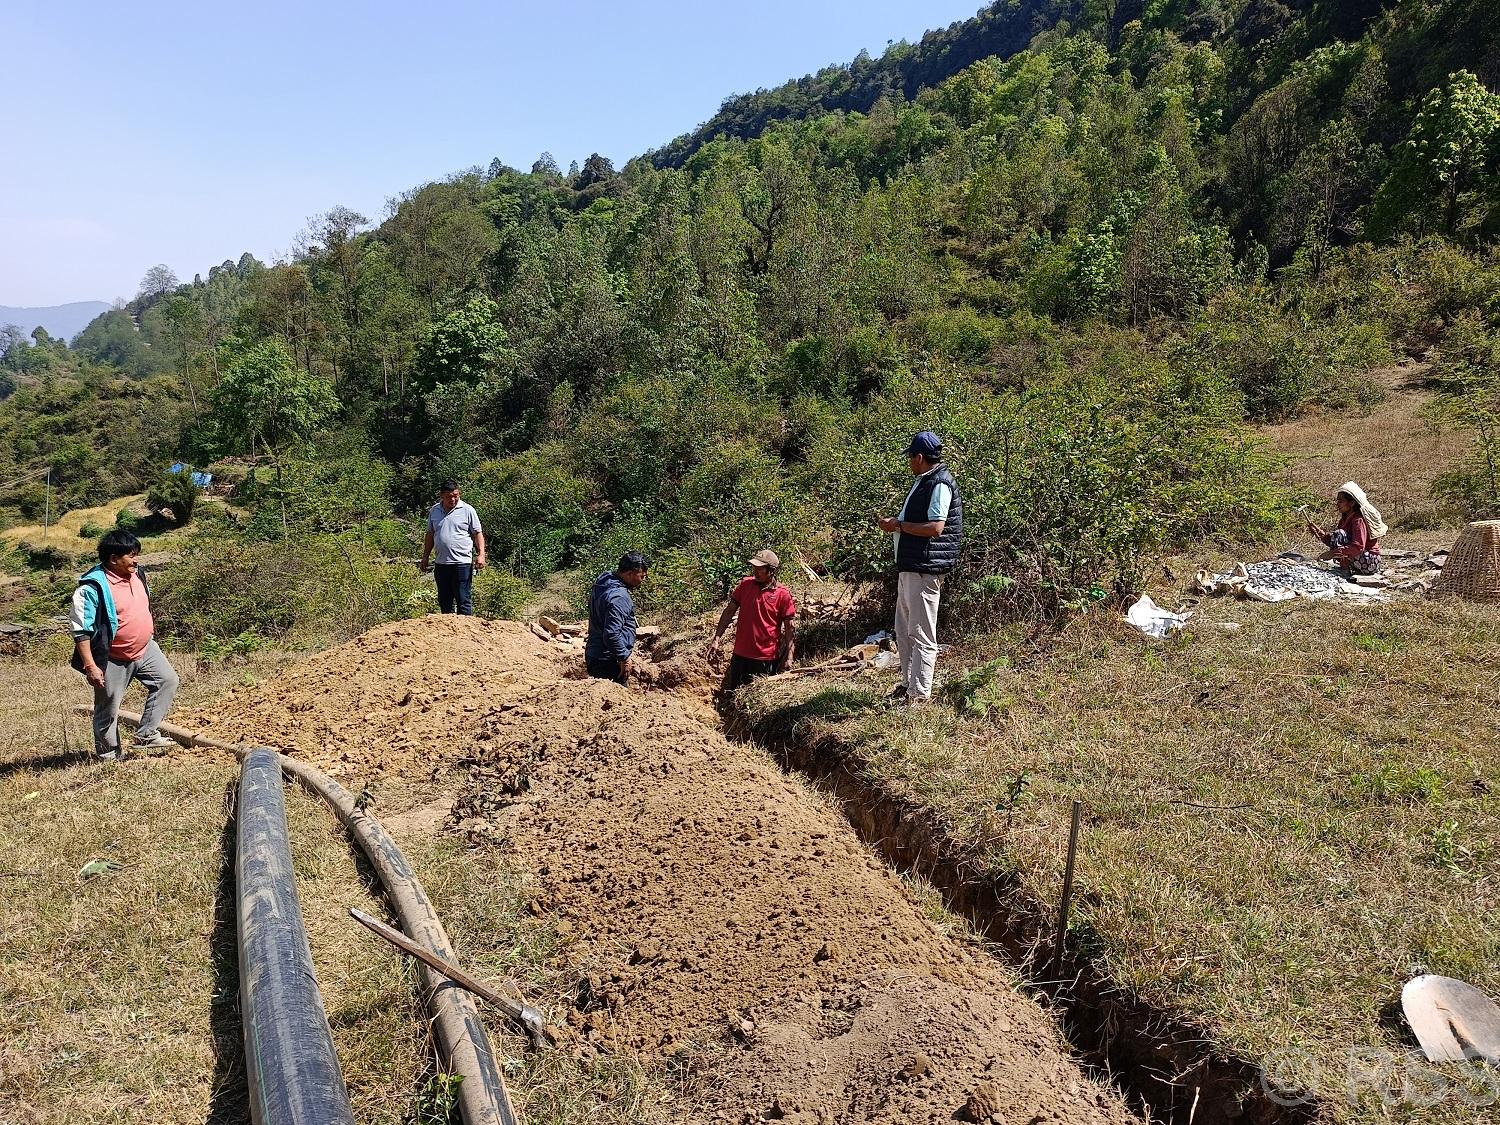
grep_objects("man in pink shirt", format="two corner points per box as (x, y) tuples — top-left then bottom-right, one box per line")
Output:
(707, 549), (797, 691)
(70, 530), (179, 761)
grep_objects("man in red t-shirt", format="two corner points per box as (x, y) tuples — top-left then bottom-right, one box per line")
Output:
(707, 549), (797, 691)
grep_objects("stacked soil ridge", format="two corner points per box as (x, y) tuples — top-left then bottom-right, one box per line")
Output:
(183, 617), (1133, 1124)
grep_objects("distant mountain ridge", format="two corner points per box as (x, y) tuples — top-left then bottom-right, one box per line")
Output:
(0, 302), (112, 343)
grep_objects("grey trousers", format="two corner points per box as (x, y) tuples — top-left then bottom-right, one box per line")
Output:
(895, 571), (944, 699)
(92, 640), (179, 754)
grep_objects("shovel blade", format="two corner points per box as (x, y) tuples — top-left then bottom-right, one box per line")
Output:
(1402, 975), (1500, 1064)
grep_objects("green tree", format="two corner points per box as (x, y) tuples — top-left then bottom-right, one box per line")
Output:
(1, 325), (33, 373)
(210, 339), (338, 536)
(1270, 118), (1375, 275)
(1428, 313), (1500, 517)
(73, 309), (158, 377)
(1372, 70), (1500, 239)
(146, 470), (201, 524)
(160, 294), (208, 415)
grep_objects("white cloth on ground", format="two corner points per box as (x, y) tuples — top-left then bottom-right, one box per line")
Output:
(1125, 594), (1191, 639)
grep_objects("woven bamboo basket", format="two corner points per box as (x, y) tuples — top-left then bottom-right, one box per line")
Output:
(1433, 520), (1500, 603)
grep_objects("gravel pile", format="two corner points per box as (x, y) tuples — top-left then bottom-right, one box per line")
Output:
(1224, 561), (1356, 597)
(1196, 558), (1383, 602)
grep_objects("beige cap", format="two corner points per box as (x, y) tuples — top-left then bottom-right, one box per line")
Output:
(747, 549), (781, 570)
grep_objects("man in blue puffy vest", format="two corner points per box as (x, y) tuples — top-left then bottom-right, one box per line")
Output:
(876, 431), (963, 705)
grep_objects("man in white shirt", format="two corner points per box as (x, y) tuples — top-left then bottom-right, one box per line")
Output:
(875, 432), (963, 705)
(419, 479), (486, 615)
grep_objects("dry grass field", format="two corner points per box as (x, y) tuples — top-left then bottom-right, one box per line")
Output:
(743, 590), (1500, 1120)
(0, 494), (147, 558)
(1261, 363), (1470, 530)
(0, 645), (664, 1125)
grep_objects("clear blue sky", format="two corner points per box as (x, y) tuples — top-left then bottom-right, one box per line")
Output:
(1, 0), (983, 307)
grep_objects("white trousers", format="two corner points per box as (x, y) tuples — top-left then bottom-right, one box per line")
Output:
(894, 571), (944, 699)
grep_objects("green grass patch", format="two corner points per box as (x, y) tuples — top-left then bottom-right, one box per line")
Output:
(738, 594), (1500, 1124)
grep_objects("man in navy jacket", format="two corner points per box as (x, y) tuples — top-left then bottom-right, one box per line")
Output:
(876, 432), (963, 705)
(585, 551), (650, 685)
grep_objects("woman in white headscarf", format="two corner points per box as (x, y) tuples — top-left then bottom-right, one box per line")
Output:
(1307, 481), (1388, 576)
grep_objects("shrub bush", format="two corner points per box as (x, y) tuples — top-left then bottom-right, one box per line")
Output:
(146, 471), (201, 525)
(153, 528), (420, 648)
(464, 444), (596, 581)
(472, 568), (531, 620)
(1426, 312), (1500, 518)
(246, 444), (397, 540)
(808, 358), (1290, 616)
(672, 440), (803, 602)
(197, 629), (266, 664)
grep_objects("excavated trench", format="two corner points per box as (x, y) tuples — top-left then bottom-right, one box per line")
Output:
(157, 610), (1336, 1122)
(726, 704), (1319, 1125)
(178, 616), (1142, 1125)
(173, 613), (1332, 1123)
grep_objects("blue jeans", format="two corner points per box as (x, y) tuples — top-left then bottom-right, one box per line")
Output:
(434, 564), (474, 615)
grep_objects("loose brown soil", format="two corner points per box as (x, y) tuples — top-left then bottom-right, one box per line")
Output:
(179, 616), (1136, 1124)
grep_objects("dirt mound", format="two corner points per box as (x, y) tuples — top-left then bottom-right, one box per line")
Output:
(183, 617), (1133, 1124)
(179, 615), (545, 779)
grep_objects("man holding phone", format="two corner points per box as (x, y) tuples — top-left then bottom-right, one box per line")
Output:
(875, 431), (963, 706)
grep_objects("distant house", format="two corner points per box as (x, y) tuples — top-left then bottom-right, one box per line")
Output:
(168, 462), (213, 488)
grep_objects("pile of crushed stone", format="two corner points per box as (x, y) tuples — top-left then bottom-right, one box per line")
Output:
(1195, 559), (1384, 603)
(181, 617), (1134, 1125)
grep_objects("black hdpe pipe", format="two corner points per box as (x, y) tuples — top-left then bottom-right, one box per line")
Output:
(77, 706), (519, 1125)
(276, 752), (519, 1125)
(237, 747), (356, 1125)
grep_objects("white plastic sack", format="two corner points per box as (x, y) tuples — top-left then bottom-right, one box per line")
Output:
(1243, 585), (1297, 603)
(1126, 594), (1191, 639)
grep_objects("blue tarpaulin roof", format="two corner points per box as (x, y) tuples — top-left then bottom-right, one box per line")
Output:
(168, 463), (213, 487)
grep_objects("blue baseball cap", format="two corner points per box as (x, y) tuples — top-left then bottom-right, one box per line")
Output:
(904, 431), (944, 458)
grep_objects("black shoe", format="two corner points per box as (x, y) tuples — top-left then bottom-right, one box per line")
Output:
(887, 684), (908, 700)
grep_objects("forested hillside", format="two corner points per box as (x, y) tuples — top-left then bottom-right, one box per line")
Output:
(4, 0), (1499, 639)
(646, 0), (1083, 168)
